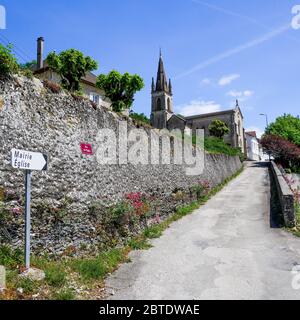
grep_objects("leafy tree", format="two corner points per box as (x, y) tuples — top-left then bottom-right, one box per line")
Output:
(130, 112), (150, 125)
(96, 71), (144, 112)
(209, 120), (230, 139)
(19, 60), (37, 70)
(46, 49), (98, 92)
(266, 114), (300, 147)
(261, 134), (300, 170)
(0, 44), (19, 76)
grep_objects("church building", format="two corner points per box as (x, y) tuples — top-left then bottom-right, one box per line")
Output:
(150, 52), (246, 152)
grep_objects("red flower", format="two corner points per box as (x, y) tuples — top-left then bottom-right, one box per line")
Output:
(12, 207), (22, 215)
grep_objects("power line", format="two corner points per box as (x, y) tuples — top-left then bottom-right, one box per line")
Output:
(0, 32), (34, 63)
(0, 32), (33, 61)
(0, 35), (29, 62)
(0, 37), (27, 63)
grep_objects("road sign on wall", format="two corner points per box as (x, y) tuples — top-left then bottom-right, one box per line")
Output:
(11, 149), (48, 171)
(80, 143), (93, 155)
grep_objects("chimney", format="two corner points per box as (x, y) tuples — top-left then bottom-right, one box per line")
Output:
(37, 37), (44, 69)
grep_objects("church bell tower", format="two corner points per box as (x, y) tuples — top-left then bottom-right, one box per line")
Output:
(151, 51), (174, 129)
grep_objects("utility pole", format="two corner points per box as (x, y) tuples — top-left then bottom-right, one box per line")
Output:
(260, 113), (269, 128)
(260, 113), (270, 161)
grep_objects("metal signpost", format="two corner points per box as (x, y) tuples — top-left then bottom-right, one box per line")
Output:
(11, 149), (48, 270)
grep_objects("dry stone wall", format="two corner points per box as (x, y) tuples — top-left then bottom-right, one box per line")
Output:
(0, 76), (242, 256)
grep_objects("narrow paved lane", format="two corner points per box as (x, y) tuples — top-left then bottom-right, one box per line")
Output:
(106, 163), (300, 300)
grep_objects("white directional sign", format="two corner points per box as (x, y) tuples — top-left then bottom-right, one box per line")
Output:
(11, 149), (48, 171)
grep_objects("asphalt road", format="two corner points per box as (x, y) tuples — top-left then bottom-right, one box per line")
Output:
(106, 162), (300, 300)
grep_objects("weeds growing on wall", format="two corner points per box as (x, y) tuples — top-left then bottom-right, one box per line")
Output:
(0, 167), (244, 300)
(0, 44), (19, 76)
(283, 174), (300, 236)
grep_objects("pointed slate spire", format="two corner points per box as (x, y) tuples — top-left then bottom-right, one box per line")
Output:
(236, 99), (239, 108)
(156, 49), (168, 92)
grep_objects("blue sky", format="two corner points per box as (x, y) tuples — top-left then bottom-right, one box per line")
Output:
(1, 0), (300, 136)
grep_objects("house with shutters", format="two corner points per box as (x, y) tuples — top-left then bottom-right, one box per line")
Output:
(33, 37), (112, 110)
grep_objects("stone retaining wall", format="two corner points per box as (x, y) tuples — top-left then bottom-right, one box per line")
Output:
(271, 162), (296, 227)
(0, 76), (242, 255)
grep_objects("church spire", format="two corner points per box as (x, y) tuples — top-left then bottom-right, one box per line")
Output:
(151, 50), (174, 129)
(156, 49), (168, 92)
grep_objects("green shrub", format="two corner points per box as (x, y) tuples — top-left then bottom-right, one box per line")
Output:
(130, 112), (150, 125)
(209, 120), (230, 138)
(19, 60), (37, 70)
(0, 44), (19, 76)
(110, 201), (132, 227)
(0, 246), (23, 269)
(21, 69), (33, 79)
(45, 265), (67, 287)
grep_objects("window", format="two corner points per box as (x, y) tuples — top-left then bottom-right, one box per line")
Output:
(157, 98), (162, 111)
(90, 92), (101, 105)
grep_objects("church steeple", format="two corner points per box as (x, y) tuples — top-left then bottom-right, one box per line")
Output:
(151, 50), (174, 129)
(156, 51), (169, 92)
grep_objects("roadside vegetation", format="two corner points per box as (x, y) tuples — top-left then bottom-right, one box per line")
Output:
(263, 115), (300, 235)
(261, 114), (300, 173)
(129, 112), (150, 126)
(204, 137), (244, 159)
(192, 120), (245, 160)
(293, 202), (300, 236)
(0, 44), (19, 76)
(0, 167), (243, 300)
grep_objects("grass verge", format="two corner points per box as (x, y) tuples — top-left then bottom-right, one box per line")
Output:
(139, 166), (244, 244)
(0, 166), (244, 300)
(289, 202), (300, 237)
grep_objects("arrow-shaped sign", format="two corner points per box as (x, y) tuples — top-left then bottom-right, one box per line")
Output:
(11, 149), (48, 171)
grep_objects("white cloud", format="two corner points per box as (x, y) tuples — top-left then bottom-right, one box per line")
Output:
(201, 78), (211, 85)
(218, 74), (240, 86)
(177, 99), (221, 117)
(175, 24), (290, 79)
(227, 90), (254, 99)
(245, 126), (265, 138)
(244, 90), (254, 97)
